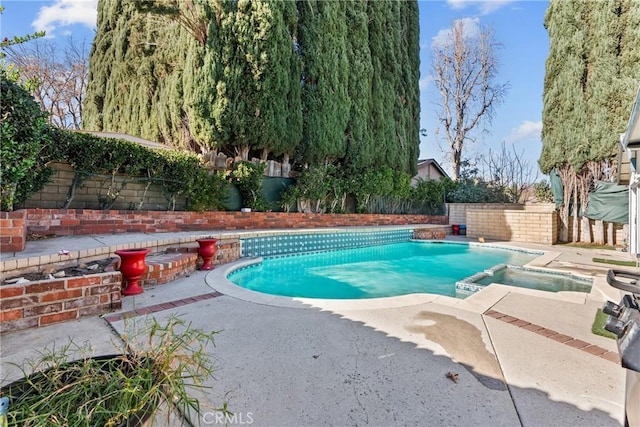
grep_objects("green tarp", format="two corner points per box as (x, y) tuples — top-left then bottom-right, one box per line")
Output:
(584, 181), (629, 224)
(550, 168), (564, 208)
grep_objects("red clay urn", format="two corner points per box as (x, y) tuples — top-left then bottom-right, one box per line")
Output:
(115, 248), (150, 296)
(196, 238), (218, 270)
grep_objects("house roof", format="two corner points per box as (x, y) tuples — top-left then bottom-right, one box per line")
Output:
(416, 158), (449, 179)
(75, 131), (172, 151)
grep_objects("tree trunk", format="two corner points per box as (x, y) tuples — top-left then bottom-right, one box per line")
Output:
(593, 220), (604, 245)
(572, 182), (579, 243)
(580, 216), (591, 243)
(557, 165), (574, 242)
(606, 222), (614, 246)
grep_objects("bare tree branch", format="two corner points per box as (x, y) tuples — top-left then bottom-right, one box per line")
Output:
(432, 20), (509, 180)
(5, 37), (89, 129)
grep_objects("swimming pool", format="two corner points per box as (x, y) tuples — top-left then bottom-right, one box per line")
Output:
(228, 241), (538, 299)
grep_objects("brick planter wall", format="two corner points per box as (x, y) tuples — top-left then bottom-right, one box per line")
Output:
(21, 209), (446, 238)
(0, 209), (446, 253)
(413, 227), (448, 240)
(0, 248), (235, 333)
(139, 252), (198, 288)
(0, 210), (27, 252)
(0, 272), (122, 333)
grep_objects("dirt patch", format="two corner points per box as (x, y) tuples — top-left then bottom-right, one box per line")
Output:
(3, 258), (119, 285)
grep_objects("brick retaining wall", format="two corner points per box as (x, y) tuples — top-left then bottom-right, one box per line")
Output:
(0, 209), (446, 253)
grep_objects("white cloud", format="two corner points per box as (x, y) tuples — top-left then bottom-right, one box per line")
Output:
(419, 76), (432, 91)
(32, 0), (98, 35)
(431, 17), (480, 48)
(446, 0), (516, 15)
(505, 120), (542, 143)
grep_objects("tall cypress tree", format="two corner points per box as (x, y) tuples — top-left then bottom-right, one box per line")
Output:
(584, 1), (625, 163)
(367, 0), (401, 171)
(343, 0), (373, 174)
(540, 0), (589, 173)
(399, 0), (420, 176)
(620, 0), (640, 105)
(85, 0), (421, 176)
(297, 0), (350, 165)
(241, 0), (301, 161)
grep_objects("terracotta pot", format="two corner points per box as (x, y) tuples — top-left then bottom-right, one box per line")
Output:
(196, 238), (218, 270)
(115, 248), (150, 296)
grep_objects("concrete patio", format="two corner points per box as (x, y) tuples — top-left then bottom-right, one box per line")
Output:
(1, 232), (635, 426)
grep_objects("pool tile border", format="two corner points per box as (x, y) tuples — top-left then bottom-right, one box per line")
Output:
(484, 310), (620, 364)
(102, 291), (223, 323)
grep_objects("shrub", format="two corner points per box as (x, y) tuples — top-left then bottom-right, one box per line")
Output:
(226, 161), (269, 211)
(0, 70), (48, 210)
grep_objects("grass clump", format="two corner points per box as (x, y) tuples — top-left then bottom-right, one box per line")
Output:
(592, 257), (638, 267)
(558, 242), (616, 250)
(591, 309), (617, 340)
(2, 315), (222, 426)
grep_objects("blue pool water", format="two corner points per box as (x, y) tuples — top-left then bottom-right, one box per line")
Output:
(474, 266), (592, 293)
(228, 242), (537, 299)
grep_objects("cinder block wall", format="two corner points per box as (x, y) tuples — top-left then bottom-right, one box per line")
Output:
(447, 203), (524, 225)
(466, 207), (557, 244)
(22, 162), (187, 211)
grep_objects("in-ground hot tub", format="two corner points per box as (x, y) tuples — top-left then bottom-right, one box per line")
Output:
(456, 264), (593, 296)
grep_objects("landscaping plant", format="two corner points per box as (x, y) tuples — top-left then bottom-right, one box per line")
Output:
(2, 315), (220, 426)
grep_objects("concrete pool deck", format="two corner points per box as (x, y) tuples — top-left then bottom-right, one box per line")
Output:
(1, 229), (637, 426)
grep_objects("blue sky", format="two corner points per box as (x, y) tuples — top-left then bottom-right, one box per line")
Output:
(1, 0), (549, 176)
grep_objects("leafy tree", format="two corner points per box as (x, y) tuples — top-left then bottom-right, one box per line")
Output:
(0, 6), (45, 56)
(533, 180), (554, 203)
(0, 71), (49, 210)
(227, 161), (269, 211)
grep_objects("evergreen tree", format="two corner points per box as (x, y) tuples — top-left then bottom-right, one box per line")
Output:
(84, 0), (421, 177)
(297, 0), (350, 165)
(399, 0), (420, 176)
(584, 2), (625, 163)
(620, 0), (640, 105)
(540, 0), (589, 173)
(367, 0), (399, 171)
(343, 0), (373, 174)
(541, 0), (640, 243)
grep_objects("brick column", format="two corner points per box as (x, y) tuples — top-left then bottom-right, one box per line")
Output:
(0, 209), (27, 252)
